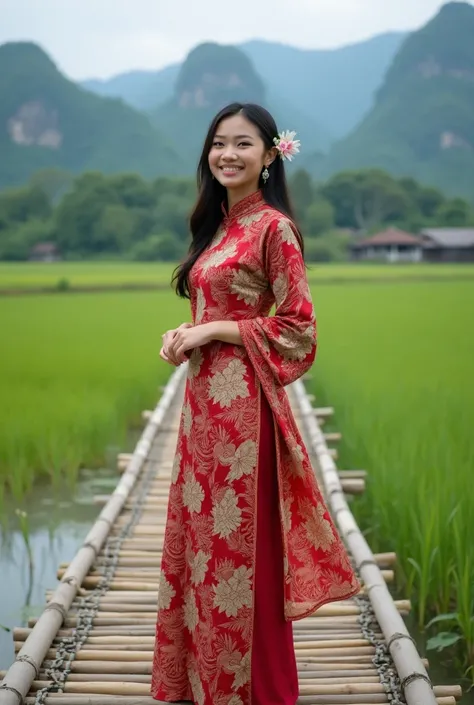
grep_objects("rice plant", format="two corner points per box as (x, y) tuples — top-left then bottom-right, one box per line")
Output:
(311, 279), (474, 673)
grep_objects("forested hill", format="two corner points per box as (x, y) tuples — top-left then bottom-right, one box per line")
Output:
(82, 33), (406, 142)
(149, 42), (331, 171)
(0, 42), (181, 189)
(318, 2), (474, 198)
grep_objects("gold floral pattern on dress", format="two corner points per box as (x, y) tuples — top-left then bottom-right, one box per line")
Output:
(191, 550), (211, 585)
(171, 451), (181, 485)
(208, 358), (250, 409)
(213, 565), (253, 617)
(195, 287), (206, 324)
(272, 272), (288, 308)
(287, 436), (305, 476)
(158, 573), (176, 610)
(182, 474), (205, 513)
(182, 402), (192, 437)
(188, 347), (204, 378)
(278, 219), (300, 249)
(274, 323), (315, 361)
(305, 503), (336, 552)
(212, 488), (242, 538)
(231, 651), (251, 689)
(230, 269), (263, 306)
(201, 241), (238, 273)
(228, 696), (244, 705)
(237, 211), (265, 227)
(184, 587), (199, 632)
(223, 440), (257, 483)
(212, 226), (227, 249)
(152, 191), (361, 705)
(281, 497), (293, 533)
(188, 667), (205, 705)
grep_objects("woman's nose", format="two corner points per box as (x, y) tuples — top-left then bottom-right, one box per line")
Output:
(222, 147), (237, 160)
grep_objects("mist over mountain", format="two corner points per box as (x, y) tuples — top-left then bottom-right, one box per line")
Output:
(80, 32), (407, 144)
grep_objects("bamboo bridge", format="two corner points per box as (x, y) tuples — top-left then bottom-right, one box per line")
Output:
(0, 366), (463, 705)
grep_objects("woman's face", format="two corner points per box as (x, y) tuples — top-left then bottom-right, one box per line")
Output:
(208, 114), (274, 194)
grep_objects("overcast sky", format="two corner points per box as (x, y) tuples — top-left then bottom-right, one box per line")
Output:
(1, 0), (469, 80)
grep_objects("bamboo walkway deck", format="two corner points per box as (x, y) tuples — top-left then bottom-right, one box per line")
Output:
(0, 366), (463, 705)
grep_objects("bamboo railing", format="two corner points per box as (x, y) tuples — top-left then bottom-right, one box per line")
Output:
(0, 365), (463, 705)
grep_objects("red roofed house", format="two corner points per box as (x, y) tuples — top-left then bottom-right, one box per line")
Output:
(29, 241), (61, 262)
(350, 228), (423, 263)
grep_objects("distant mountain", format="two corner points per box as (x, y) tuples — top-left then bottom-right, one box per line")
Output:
(0, 42), (182, 189)
(82, 64), (180, 111)
(81, 32), (406, 142)
(241, 33), (407, 139)
(148, 42), (331, 172)
(318, 2), (474, 198)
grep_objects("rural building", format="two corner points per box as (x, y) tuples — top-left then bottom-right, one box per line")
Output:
(29, 241), (61, 262)
(350, 228), (423, 263)
(419, 228), (474, 262)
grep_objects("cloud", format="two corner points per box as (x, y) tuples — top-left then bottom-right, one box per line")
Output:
(0, 0), (469, 79)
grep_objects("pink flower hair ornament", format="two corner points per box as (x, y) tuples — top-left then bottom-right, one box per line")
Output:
(273, 130), (301, 161)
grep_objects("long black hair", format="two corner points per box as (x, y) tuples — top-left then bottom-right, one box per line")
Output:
(172, 102), (303, 299)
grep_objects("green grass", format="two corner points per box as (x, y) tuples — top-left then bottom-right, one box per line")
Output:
(0, 290), (189, 501)
(1, 263), (473, 669)
(0, 262), (176, 290)
(1, 261), (474, 292)
(311, 279), (474, 670)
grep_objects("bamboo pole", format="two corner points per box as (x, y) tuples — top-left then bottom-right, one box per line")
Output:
(0, 366), (187, 705)
(21, 696), (459, 705)
(292, 379), (438, 705)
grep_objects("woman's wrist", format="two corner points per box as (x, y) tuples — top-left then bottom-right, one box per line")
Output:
(202, 321), (243, 346)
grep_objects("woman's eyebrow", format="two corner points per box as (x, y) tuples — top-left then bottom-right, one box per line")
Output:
(214, 134), (254, 139)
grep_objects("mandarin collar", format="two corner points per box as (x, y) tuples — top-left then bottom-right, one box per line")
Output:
(221, 190), (265, 221)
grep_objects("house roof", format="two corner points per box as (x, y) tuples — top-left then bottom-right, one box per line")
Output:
(420, 228), (474, 248)
(30, 241), (58, 253)
(351, 228), (422, 249)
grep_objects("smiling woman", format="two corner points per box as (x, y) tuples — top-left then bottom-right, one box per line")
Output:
(151, 103), (360, 705)
(208, 120), (277, 207)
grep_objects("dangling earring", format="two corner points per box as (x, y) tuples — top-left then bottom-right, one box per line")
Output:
(262, 166), (270, 184)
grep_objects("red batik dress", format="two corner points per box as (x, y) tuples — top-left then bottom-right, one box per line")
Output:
(151, 190), (360, 705)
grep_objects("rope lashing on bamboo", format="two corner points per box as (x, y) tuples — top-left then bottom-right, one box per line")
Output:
(328, 487), (344, 496)
(387, 632), (418, 650)
(43, 603), (68, 622)
(0, 685), (22, 704)
(61, 577), (78, 587)
(357, 559), (379, 570)
(15, 656), (40, 680)
(82, 541), (100, 557)
(401, 671), (434, 693)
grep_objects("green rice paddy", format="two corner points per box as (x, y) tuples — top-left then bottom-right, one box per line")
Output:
(1, 261), (474, 292)
(0, 262), (473, 669)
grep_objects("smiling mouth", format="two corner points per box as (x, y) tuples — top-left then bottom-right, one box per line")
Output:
(219, 166), (243, 173)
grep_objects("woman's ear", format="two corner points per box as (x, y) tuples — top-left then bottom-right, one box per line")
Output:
(265, 146), (279, 167)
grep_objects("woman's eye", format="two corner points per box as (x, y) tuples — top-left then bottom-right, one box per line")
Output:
(213, 141), (224, 147)
(239, 142), (251, 147)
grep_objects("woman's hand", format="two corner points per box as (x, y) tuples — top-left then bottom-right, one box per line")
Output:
(167, 323), (214, 365)
(160, 323), (193, 366)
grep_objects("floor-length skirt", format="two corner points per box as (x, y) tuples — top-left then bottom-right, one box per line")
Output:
(152, 385), (299, 704)
(251, 389), (299, 704)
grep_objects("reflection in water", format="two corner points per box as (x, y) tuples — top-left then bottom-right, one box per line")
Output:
(0, 467), (117, 668)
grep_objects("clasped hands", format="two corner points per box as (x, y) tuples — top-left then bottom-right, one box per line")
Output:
(160, 322), (212, 366)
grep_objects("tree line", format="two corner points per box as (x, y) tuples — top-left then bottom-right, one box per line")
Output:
(0, 167), (473, 262)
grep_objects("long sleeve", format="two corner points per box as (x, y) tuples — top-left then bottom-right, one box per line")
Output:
(237, 216), (317, 388)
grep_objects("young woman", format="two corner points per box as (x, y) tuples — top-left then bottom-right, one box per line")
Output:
(151, 103), (360, 705)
